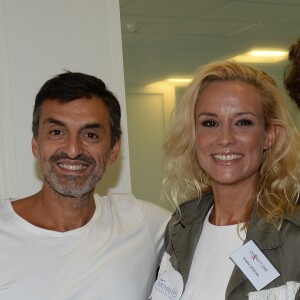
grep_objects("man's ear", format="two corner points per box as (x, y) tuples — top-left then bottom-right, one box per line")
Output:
(107, 139), (121, 164)
(264, 125), (279, 150)
(32, 136), (40, 159)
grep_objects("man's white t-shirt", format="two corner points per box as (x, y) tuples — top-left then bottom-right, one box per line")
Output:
(181, 210), (245, 300)
(0, 193), (170, 300)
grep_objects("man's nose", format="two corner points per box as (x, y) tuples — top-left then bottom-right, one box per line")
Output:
(64, 134), (84, 159)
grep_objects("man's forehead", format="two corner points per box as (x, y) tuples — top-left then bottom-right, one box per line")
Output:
(39, 98), (110, 124)
(40, 97), (107, 111)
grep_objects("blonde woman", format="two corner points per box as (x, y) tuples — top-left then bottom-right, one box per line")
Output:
(150, 61), (300, 300)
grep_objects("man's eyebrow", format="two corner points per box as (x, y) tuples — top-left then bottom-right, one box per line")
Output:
(44, 117), (66, 127)
(82, 123), (103, 130)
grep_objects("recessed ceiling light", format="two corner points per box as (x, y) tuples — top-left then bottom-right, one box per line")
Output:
(232, 49), (288, 63)
(166, 78), (193, 84)
(148, 78), (193, 87)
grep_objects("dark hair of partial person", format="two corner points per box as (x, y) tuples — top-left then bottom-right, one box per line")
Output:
(32, 71), (122, 147)
(284, 38), (300, 108)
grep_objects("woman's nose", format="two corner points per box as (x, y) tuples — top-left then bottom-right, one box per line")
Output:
(217, 125), (236, 146)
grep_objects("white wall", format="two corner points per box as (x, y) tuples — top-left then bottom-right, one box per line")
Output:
(126, 85), (175, 209)
(0, 0), (131, 199)
(0, 0), (18, 198)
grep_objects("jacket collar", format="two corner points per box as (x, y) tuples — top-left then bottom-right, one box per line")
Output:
(175, 191), (294, 249)
(175, 192), (214, 228)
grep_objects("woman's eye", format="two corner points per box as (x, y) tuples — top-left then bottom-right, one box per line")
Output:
(235, 119), (253, 126)
(201, 120), (218, 127)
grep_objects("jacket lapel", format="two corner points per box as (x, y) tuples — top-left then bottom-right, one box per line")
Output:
(226, 265), (248, 298)
(170, 193), (214, 285)
(171, 221), (204, 285)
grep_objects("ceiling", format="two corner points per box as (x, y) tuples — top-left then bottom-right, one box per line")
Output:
(119, 0), (300, 89)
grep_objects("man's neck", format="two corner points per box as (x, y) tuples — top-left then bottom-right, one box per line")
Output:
(12, 187), (96, 232)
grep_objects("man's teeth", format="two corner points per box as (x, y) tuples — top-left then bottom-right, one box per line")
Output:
(213, 154), (242, 161)
(59, 164), (87, 170)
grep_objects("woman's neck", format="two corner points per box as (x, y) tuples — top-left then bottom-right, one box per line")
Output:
(210, 182), (255, 226)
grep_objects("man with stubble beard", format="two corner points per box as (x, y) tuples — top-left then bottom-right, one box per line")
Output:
(0, 72), (170, 300)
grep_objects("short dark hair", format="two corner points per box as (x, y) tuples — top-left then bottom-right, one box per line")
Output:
(32, 71), (122, 146)
(284, 38), (300, 108)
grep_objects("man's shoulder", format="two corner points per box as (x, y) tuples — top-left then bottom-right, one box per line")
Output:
(137, 198), (170, 218)
(95, 193), (170, 247)
(95, 193), (170, 220)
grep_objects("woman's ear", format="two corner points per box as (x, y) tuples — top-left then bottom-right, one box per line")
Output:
(264, 125), (279, 150)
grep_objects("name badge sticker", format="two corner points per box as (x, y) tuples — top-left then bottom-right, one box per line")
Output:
(150, 269), (183, 300)
(230, 240), (280, 291)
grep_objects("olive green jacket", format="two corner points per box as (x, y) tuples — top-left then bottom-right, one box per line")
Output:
(164, 192), (300, 299)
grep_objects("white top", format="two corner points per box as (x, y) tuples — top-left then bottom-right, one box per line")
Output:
(0, 194), (170, 300)
(181, 210), (245, 300)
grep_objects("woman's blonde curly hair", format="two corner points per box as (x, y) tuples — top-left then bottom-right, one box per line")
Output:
(163, 60), (300, 228)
